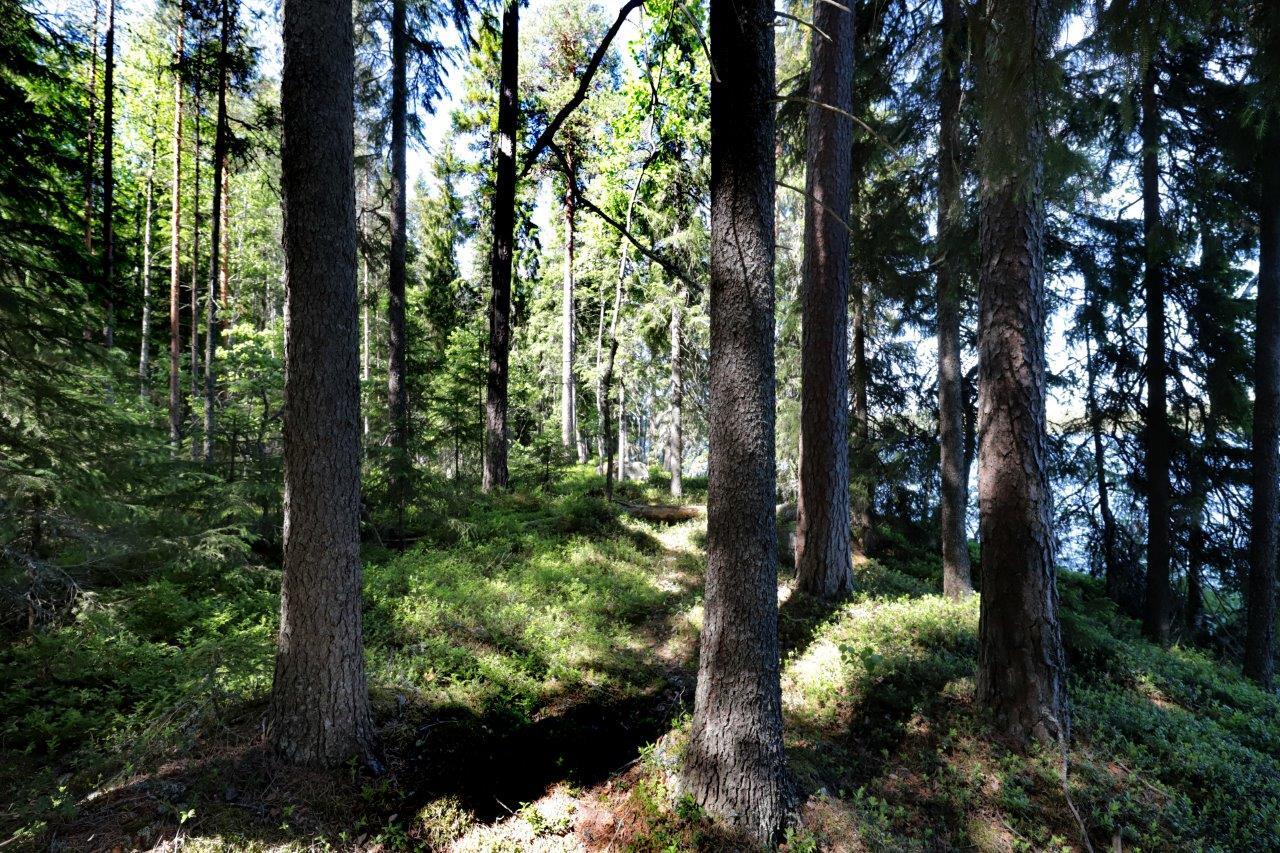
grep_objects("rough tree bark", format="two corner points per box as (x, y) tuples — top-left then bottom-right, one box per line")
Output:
(1245, 23), (1280, 684)
(681, 0), (789, 843)
(795, 0), (854, 599)
(973, 0), (1069, 747)
(482, 0), (518, 492)
(936, 0), (971, 599)
(387, 0), (409, 525)
(101, 0), (115, 347)
(1140, 57), (1171, 645)
(268, 0), (376, 766)
(202, 0), (231, 463)
(168, 6), (184, 449)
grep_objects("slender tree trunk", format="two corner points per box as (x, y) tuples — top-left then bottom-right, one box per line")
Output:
(189, 81), (202, 460)
(219, 153), (231, 331)
(388, 0), (409, 527)
(203, 0), (231, 463)
(168, 8), (184, 449)
(681, 0), (788, 842)
(84, 0), (99, 253)
(795, 0), (854, 599)
(269, 0), (376, 766)
(1245, 86), (1280, 686)
(618, 380), (627, 482)
(669, 282), (684, 497)
(937, 0), (971, 599)
(561, 154), (579, 456)
(850, 282), (871, 552)
(140, 131), (157, 397)
(974, 0), (1069, 748)
(482, 0), (518, 492)
(101, 0), (116, 347)
(1086, 335), (1121, 604)
(1141, 57), (1171, 645)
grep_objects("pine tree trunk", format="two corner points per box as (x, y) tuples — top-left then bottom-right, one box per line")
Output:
(482, 0), (518, 492)
(669, 283), (684, 497)
(681, 0), (789, 842)
(561, 155), (579, 455)
(168, 7), (184, 449)
(850, 283), (871, 553)
(269, 0), (376, 766)
(974, 0), (1069, 748)
(101, 0), (116, 348)
(1245, 84), (1280, 686)
(937, 0), (971, 599)
(202, 0), (230, 463)
(140, 131), (157, 398)
(387, 0), (409, 526)
(189, 82), (202, 461)
(618, 380), (627, 482)
(1141, 57), (1171, 645)
(1086, 336), (1122, 606)
(84, 0), (99, 253)
(795, 0), (854, 599)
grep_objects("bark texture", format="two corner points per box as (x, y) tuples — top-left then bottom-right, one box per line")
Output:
(795, 0), (854, 599)
(681, 0), (789, 843)
(669, 283), (684, 497)
(268, 0), (375, 766)
(1245, 72), (1280, 686)
(1140, 58), (1171, 645)
(387, 0), (409, 521)
(973, 0), (1069, 748)
(482, 0), (518, 492)
(937, 0), (971, 599)
(168, 8), (184, 449)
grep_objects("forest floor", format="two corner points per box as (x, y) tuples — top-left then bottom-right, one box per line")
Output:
(2, 469), (1279, 851)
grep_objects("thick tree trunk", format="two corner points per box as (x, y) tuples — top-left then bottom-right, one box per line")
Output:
(269, 0), (376, 766)
(1141, 58), (1171, 645)
(669, 282), (684, 497)
(101, 0), (115, 347)
(936, 0), (971, 599)
(681, 0), (789, 843)
(481, 0), (517, 489)
(387, 0), (409, 523)
(795, 0), (854, 599)
(1245, 103), (1280, 686)
(202, 0), (230, 463)
(168, 8), (184, 449)
(482, 0), (518, 492)
(974, 0), (1069, 748)
(139, 132), (157, 397)
(562, 156), (579, 455)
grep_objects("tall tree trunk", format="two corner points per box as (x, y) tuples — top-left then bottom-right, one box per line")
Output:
(482, 0), (518, 492)
(618, 380), (627, 482)
(388, 0), (409, 527)
(189, 80), (202, 460)
(974, 0), (1068, 748)
(936, 0), (971, 599)
(850, 282), (871, 552)
(84, 0), (99, 253)
(1141, 57), (1171, 645)
(203, 0), (231, 463)
(219, 152), (231, 334)
(1086, 335), (1121, 604)
(681, 0), (788, 842)
(1245, 68), (1280, 686)
(168, 7), (184, 449)
(795, 0), (854, 599)
(562, 155), (579, 454)
(668, 282), (684, 497)
(269, 0), (376, 766)
(140, 130), (157, 397)
(101, 0), (115, 347)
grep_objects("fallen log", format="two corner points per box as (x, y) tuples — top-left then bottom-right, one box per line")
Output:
(617, 503), (706, 522)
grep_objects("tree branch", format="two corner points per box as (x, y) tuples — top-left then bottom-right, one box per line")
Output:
(519, 0), (644, 179)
